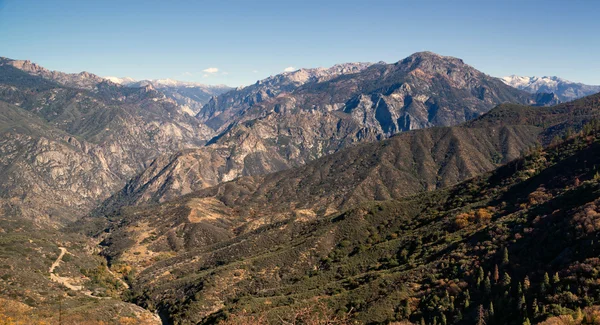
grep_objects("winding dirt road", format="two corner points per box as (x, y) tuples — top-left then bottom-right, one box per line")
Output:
(49, 247), (102, 298)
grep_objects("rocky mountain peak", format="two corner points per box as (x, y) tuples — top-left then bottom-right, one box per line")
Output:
(502, 74), (600, 101)
(0, 56), (105, 90)
(398, 51), (471, 74)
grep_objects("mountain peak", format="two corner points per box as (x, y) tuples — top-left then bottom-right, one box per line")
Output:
(502, 75), (600, 101)
(403, 51), (463, 63)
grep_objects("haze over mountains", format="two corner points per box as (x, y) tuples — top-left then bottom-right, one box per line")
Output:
(502, 75), (600, 102)
(104, 76), (232, 115)
(2, 51), (600, 324)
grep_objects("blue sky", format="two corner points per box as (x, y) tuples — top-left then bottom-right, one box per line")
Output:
(0, 0), (599, 86)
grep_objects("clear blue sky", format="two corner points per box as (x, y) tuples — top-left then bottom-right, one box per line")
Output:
(1, 0), (599, 86)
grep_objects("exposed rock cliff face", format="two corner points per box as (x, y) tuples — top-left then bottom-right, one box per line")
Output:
(103, 52), (547, 209)
(197, 62), (373, 131)
(0, 57), (106, 90)
(0, 102), (123, 225)
(96, 94), (600, 324)
(0, 60), (214, 224)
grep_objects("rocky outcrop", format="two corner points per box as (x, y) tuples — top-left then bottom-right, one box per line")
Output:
(197, 62), (373, 131)
(0, 57), (106, 90)
(103, 52), (548, 209)
(0, 61), (215, 225)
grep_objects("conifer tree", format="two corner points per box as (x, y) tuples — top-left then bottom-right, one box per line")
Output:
(477, 305), (486, 325)
(484, 276), (492, 295)
(532, 298), (539, 317)
(541, 272), (550, 294)
(502, 247), (509, 265)
(502, 272), (512, 288)
(552, 272), (560, 284)
(493, 265), (500, 284)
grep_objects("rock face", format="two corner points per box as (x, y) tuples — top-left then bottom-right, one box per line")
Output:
(106, 77), (232, 115)
(0, 60), (214, 225)
(197, 62), (373, 131)
(102, 52), (547, 209)
(502, 75), (600, 102)
(97, 93), (600, 324)
(0, 57), (106, 90)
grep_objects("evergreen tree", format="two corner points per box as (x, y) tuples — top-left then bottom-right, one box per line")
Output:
(541, 272), (550, 294)
(502, 272), (512, 288)
(502, 247), (509, 265)
(484, 276), (492, 295)
(493, 265), (500, 284)
(552, 272), (560, 284)
(523, 276), (531, 291)
(477, 305), (486, 325)
(519, 295), (527, 314)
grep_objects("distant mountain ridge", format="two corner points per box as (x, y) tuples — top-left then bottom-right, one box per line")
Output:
(197, 62), (373, 131)
(502, 75), (600, 101)
(0, 57), (106, 90)
(104, 76), (232, 115)
(98, 52), (552, 213)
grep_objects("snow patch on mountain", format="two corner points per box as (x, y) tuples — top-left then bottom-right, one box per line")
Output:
(502, 75), (600, 101)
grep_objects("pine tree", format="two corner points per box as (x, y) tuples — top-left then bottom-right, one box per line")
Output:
(489, 301), (494, 317)
(502, 272), (512, 288)
(519, 295), (527, 313)
(502, 247), (509, 265)
(484, 276), (492, 295)
(552, 272), (560, 284)
(523, 317), (531, 325)
(523, 276), (531, 291)
(477, 266), (484, 287)
(477, 305), (486, 325)
(541, 272), (550, 294)
(493, 265), (500, 284)
(532, 298), (539, 317)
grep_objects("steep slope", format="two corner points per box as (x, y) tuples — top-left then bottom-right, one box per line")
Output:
(0, 217), (160, 324)
(97, 94), (600, 265)
(197, 62), (372, 131)
(97, 109), (600, 324)
(103, 52), (548, 210)
(0, 59), (213, 224)
(0, 57), (106, 90)
(502, 75), (600, 102)
(0, 101), (127, 225)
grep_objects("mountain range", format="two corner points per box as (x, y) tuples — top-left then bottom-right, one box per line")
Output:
(502, 75), (600, 102)
(98, 52), (555, 214)
(104, 77), (232, 115)
(1, 52), (600, 324)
